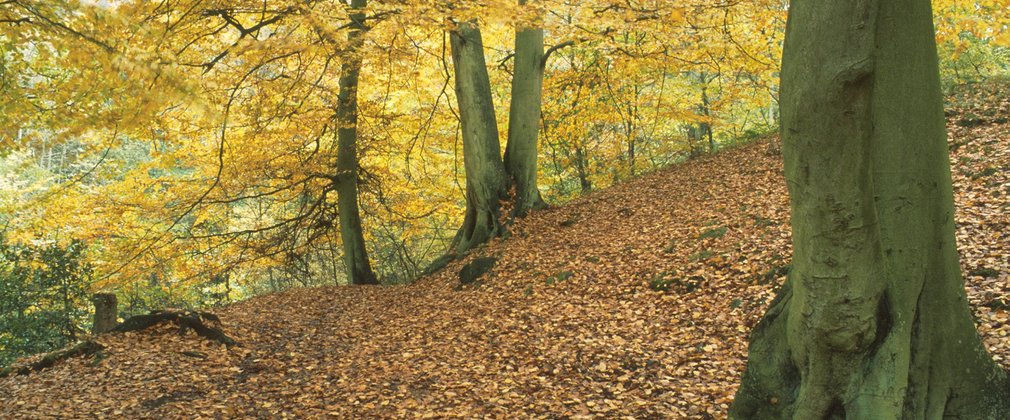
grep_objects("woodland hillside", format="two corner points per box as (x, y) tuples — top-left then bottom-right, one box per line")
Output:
(0, 80), (1007, 418)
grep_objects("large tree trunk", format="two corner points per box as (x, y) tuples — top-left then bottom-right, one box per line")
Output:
(731, 0), (1009, 418)
(450, 21), (509, 255)
(335, 0), (378, 285)
(503, 0), (547, 217)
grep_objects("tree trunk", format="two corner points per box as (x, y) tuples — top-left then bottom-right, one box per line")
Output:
(450, 21), (509, 255)
(686, 124), (702, 158)
(503, 0), (547, 217)
(335, 0), (378, 285)
(574, 144), (592, 193)
(91, 293), (118, 334)
(627, 131), (636, 176)
(731, 0), (1009, 418)
(700, 83), (715, 153)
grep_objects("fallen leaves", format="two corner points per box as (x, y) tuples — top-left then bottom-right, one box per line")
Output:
(0, 82), (1007, 418)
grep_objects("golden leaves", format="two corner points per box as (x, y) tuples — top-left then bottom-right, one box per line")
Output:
(1, 83), (1009, 415)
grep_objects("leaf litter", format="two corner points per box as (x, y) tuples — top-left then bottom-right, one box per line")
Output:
(1, 83), (1008, 418)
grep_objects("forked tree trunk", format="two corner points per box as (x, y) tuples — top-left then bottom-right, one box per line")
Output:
(731, 0), (1009, 418)
(449, 21), (509, 255)
(504, 0), (547, 217)
(335, 0), (378, 285)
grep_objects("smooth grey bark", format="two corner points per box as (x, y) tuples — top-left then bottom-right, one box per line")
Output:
(443, 2), (559, 256)
(449, 20), (509, 255)
(448, 7), (556, 255)
(335, 0), (378, 285)
(731, 0), (1009, 418)
(503, 2), (547, 217)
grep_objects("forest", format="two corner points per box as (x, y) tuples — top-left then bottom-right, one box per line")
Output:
(1, 0), (1009, 417)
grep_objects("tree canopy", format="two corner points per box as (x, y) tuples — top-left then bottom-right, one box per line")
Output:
(0, 0), (1008, 415)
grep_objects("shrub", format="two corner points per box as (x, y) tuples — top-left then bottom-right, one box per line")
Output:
(0, 240), (92, 366)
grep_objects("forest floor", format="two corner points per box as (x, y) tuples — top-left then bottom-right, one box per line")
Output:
(1, 81), (1008, 419)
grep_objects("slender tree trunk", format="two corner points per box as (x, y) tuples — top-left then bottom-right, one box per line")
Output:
(700, 84), (715, 152)
(450, 21), (509, 255)
(624, 95), (638, 176)
(731, 0), (1009, 418)
(573, 144), (591, 193)
(627, 129), (636, 176)
(335, 0), (378, 285)
(503, 0), (547, 217)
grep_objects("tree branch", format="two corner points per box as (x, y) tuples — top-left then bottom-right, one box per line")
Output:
(0, 17), (29, 25)
(542, 40), (577, 67)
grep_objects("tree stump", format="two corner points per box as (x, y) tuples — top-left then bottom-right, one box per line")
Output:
(92, 293), (118, 334)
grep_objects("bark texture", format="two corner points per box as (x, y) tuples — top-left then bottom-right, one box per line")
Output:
(335, 0), (378, 285)
(504, 1), (547, 217)
(731, 0), (1009, 418)
(450, 21), (509, 255)
(92, 293), (118, 334)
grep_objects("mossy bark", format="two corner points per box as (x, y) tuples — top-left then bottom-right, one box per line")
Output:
(449, 21), (509, 255)
(731, 0), (1010, 418)
(504, 1), (547, 217)
(335, 0), (378, 285)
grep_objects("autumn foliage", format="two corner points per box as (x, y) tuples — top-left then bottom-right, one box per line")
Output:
(1, 81), (1008, 415)
(0, 0), (1008, 415)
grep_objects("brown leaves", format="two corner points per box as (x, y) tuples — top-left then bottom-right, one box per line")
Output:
(1, 84), (1008, 418)
(948, 80), (1010, 370)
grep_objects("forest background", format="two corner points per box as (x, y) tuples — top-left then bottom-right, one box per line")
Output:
(0, 0), (1007, 365)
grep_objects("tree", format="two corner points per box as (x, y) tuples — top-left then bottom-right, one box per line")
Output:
(448, 2), (558, 254)
(449, 20), (510, 255)
(731, 0), (1009, 418)
(504, 0), (548, 217)
(334, 0), (379, 285)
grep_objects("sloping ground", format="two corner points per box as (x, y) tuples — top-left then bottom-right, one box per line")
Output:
(1, 84), (1007, 418)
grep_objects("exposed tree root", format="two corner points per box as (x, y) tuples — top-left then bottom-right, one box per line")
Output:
(112, 310), (237, 347)
(0, 310), (237, 378)
(0, 341), (105, 379)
